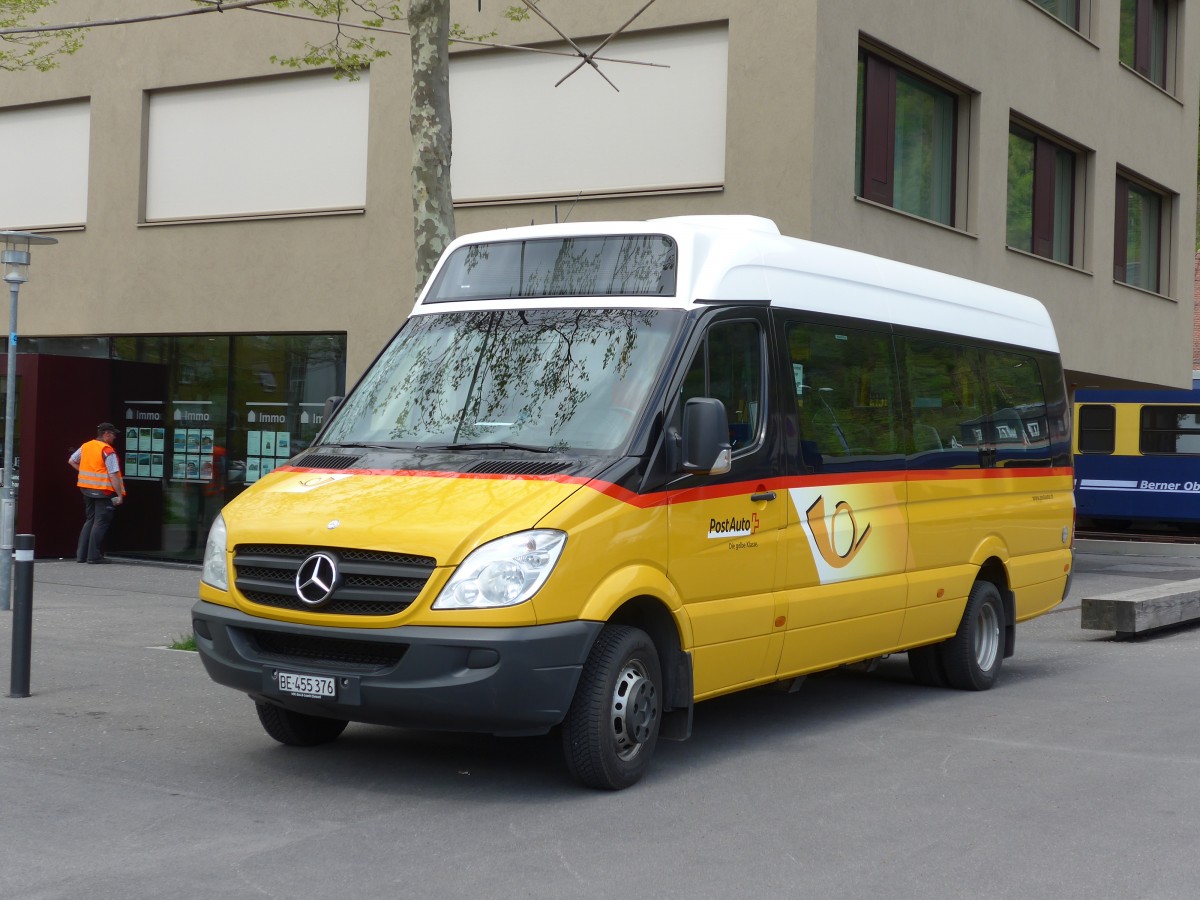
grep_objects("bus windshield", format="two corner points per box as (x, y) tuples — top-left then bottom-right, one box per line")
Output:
(321, 308), (682, 452)
(425, 235), (677, 302)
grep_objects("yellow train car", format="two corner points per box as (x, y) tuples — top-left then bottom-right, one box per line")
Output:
(193, 216), (1074, 789)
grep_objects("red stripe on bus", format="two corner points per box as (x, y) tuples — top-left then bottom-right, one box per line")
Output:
(278, 464), (1073, 509)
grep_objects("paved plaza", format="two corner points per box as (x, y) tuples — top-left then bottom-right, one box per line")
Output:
(1, 549), (1198, 899)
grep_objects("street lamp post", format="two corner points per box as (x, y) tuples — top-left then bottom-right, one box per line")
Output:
(1, 232), (57, 613)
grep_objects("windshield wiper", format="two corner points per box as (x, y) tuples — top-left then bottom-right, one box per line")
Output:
(418, 441), (556, 453)
(326, 441), (403, 451)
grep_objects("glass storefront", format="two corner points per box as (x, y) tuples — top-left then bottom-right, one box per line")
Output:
(23, 332), (346, 562)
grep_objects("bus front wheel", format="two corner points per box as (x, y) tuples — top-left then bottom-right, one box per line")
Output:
(941, 580), (1004, 691)
(255, 702), (348, 746)
(561, 625), (662, 790)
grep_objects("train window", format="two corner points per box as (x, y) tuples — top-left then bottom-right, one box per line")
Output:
(1077, 404), (1115, 454)
(1140, 406), (1200, 455)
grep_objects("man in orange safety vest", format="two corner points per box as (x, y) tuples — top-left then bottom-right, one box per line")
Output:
(68, 422), (126, 564)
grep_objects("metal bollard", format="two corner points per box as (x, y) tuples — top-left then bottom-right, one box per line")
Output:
(8, 534), (34, 698)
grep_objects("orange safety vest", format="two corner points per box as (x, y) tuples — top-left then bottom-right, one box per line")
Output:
(76, 440), (122, 495)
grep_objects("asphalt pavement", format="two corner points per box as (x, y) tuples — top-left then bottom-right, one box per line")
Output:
(1, 546), (1198, 899)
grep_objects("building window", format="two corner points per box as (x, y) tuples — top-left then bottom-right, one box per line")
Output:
(1007, 122), (1077, 264)
(1114, 172), (1168, 293)
(1032, 0), (1081, 28)
(1077, 404), (1115, 453)
(856, 49), (959, 226)
(1120, 0), (1172, 88)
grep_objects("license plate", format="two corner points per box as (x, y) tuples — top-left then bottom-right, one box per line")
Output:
(277, 671), (336, 699)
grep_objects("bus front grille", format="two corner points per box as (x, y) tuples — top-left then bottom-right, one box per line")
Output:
(233, 544), (436, 617)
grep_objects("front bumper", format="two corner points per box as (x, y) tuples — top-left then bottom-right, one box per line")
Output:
(191, 601), (602, 736)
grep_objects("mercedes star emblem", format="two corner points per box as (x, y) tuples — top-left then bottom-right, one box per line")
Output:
(295, 552), (341, 607)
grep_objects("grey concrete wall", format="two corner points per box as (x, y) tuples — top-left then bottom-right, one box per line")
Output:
(3, 0), (1196, 388)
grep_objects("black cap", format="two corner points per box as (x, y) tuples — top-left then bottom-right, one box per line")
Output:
(97, 422), (117, 436)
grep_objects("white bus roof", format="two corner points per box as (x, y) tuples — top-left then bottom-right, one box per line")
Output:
(415, 215), (1060, 354)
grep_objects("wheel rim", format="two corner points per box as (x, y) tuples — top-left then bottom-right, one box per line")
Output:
(974, 601), (1001, 673)
(610, 658), (659, 761)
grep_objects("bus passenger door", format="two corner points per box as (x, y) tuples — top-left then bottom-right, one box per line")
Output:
(666, 311), (786, 697)
(773, 316), (909, 677)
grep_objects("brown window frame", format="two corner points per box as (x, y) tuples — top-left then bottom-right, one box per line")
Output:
(856, 48), (961, 227)
(1032, 0), (1081, 30)
(1121, 0), (1172, 88)
(1008, 122), (1078, 265)
(1114, 171), (1168, 293)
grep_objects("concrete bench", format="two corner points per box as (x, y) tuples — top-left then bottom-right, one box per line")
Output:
(1081, 577), (1200, 637)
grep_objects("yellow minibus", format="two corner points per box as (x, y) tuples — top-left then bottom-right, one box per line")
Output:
(194, 216), (1075, 789)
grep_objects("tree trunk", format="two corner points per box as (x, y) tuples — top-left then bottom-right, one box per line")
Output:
(408, 0), (455, 298)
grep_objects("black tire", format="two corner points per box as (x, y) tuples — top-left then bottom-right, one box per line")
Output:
(907, 643), (949, 687)
(941, 581), (1004, 691)
(561, 625), (662, 791)
(255, 702), (348, 746)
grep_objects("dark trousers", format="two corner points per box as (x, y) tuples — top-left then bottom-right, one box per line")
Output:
(77, 491), (117, 563)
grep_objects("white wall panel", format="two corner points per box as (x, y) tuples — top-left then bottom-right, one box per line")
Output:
(451, 26), (728, 202)
(145, 73), (369, 221)
(0, 101), (90, 229)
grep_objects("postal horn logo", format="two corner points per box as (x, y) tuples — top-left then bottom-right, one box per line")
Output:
(805, 495), (871, 568)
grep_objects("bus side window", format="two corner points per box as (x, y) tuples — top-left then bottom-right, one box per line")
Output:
(900, 337), (986, 466)
(678, 320), (764, 452)
(985, 349), (1051, 466)
(784, 320), (899, 464)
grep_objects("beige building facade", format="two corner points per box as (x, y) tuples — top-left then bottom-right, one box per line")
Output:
(2, 0), (1198, 557)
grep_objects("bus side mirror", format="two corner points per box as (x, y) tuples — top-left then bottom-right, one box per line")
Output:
(682, 398), (732, 475)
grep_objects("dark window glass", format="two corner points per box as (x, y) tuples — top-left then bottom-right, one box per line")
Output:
(984, 349), (1051, 466)
(1121, 0), (1170, 87)
(159, 335), (230, 556)
(901, 338), (986, 465)
(9, 331), (346, 563)
(1078, 404), (1116, 454)
(1007, 125), (1076, 264)
(426, 236), (678, 302)
(786, 321), (899, 462)
(680, 320), (764, 452)
(856, 50), (957, 225)
(230, 334), (347, 484)
(1034, 0), (1080, 28)
(1114, 174), (1164, 292)
(1140, 406), (1200, 454)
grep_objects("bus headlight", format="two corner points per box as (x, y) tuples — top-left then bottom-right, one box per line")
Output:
(433, 530), (566, 609)
(201, 513), (229, 591)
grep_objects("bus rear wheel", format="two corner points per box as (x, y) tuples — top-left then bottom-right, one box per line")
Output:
(941, 580), (1004, 691)
(255, 702), (348, 746)
(561, 625), (662, 791)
